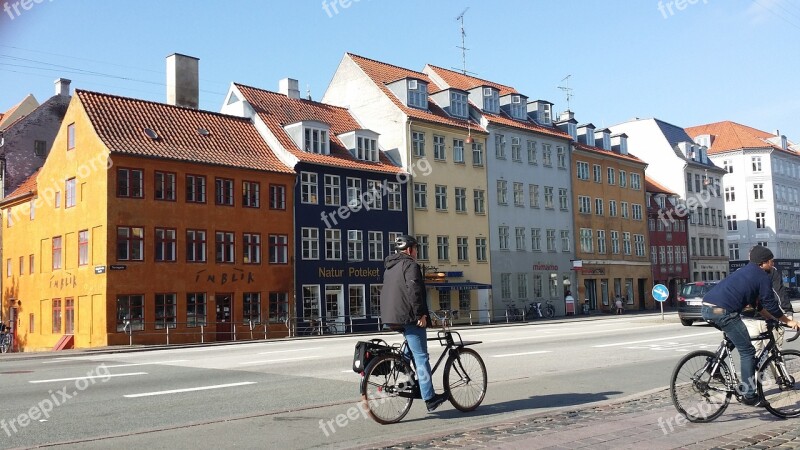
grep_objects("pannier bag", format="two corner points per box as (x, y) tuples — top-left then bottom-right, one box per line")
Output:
(353, 339), (391, 374)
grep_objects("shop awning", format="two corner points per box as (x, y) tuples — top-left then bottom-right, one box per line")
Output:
(427, 282), (492, 291)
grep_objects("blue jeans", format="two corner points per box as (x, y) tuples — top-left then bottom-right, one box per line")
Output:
(400, 323), (435, 401)
(701, 305), (757, 398)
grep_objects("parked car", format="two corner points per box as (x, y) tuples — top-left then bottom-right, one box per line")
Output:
(678, 281), (718, 326)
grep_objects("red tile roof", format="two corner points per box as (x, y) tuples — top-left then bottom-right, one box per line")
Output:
(1, 169), (39, 205)
(425, 65), (570, 141)
(573, 142), (646, 165)
(76, 90), (293, 174)
(685, 121), (798, 156)
(645, 176), (675, 195)
(345, 53), (487, 134)
(234, 84), (404, 174)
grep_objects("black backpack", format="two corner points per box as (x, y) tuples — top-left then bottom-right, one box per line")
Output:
(352, 339), (391, 374)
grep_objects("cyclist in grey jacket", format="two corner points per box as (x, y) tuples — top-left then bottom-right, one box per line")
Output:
(380, 235), (447, 412)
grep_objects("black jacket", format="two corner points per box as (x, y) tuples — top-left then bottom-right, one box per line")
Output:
(380, 252), (428, 325)
(772, 267), (793, 313)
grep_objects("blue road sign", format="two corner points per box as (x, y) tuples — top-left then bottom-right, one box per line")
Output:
(652, 284), (669, 302)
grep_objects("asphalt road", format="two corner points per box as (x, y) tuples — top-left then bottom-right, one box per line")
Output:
(2, 314), (793, 449)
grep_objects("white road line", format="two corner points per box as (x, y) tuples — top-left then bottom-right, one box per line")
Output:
(29, 372), (148, 383)
(592, 331), (717, 348)
(491, 351), (551, 358)
(123, 382), (257, 398)
(492, 326), (636, 343)
(102, 360), (189, 368)
(238, 356), (320, 365)
(258, 347), (321, 355)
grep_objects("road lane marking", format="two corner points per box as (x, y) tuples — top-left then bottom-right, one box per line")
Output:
(102, 360), (189, 368)
(29, 372), (148, 383)
(238, 356), (320, 365)
(491, 351), (552, 358)
(492, 326), (636, 343)
(258, 347), (321, 355)
(123, 382), (257, 398)
(592, 331), (717, 348)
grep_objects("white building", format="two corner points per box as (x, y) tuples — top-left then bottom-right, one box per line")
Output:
(685, 121), (800, 270)
(611, 118), (728, 281)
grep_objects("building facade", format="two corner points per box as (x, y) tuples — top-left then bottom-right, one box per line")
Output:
(646, 177), (690, 305)
(222, 80), (408, 333)
(323, 53), (493, 323)
(568, 122), (653, 311)
(611, 118), (728, 282)
(423, 65), (575, 318)
(686, 121), (800, 283)
(1, 84), (296, 351)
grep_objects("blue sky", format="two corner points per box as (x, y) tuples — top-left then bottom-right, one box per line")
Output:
(1, 0), (799, 141)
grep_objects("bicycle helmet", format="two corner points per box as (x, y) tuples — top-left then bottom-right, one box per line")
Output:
(394, 234), (418, 251)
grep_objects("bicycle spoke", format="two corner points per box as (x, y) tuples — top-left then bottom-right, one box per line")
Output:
(670, 350), (731, 422)
(760, 349), (800, 418)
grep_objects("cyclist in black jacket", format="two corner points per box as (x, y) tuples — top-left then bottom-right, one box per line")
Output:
(380, 235), (448, 412)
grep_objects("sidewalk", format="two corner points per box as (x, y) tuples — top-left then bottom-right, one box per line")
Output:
(368, 388), (800, 450)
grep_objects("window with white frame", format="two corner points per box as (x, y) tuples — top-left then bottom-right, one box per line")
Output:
(530, 184), (539, 208)
(576, 161), (589, 180)
(511, 137), (521, 161)
(501, 273), (511, 299)
(349, 285), (366, 318)
(414, 183), (427, 208)
(723, 159), (733, 173)
(348, 230), (363, 261)
(301, 172), (318, 204)
(483, 87), (499, 113)
(497, 180), (508, 205)
(325, 229), (342, 260)
(593, 164), (602, 183)
(476, 237), (487, 261)
(367, 180), (383, 210)
(514, 182), (524, 206)
(474, 189), (485, 213)
(610, 231), (620, 254)
(453, 139), (464, 163)
(527, 140), (537, 164)
(752, 156), (762, 173)
(346, 177), (362, 208)
(498, 226), (509, 250)
(729, 243), (740, 260)
(437, 235), (450, 261)
(546, 229), (556, 252)
(607, 167), (615, 185)
(580, 228), (593, 253)
(368, 231), (384, 261)
(304, 127), (328, 154)
(215, 231), (235, 263)
(417, 235), (429, 260)
(450, 91), (468, 118)
(619, 170), (627, 187)
(455, 187), (467, 213)
(302, 228), (319, 260)
(533, 274), (542, 298)
(542, 144), (552, 166)
(609, 200), (617, 217)
(324, 174), (340, 206)
(621, 201), (629, 218)
(517, 273), (528, 299)
(544, 186), (554, 209)
(596, 230), (606, 254)
(412, 131), (425, 157)
(408, 80), (427, 108)
(634, 235), (645, 257)
(756, 212), (766, 229)
(727, 214), (737, 231)
(559, 188), (568, 210)
(457, 236), (469, 261)
(594, 198), (603, 216)
(356, 136), (378, 162)
(369, 285), (382, 317)
(531, 228), (541, 251)
(472, 142), (484, 166)
(578, 195), (591, 214)
(510, 95), (525, 119)
(495, 134), (506, 159)
(561, 230), (571, 252)
(754, 183), (764, 200)
(623, 232), (631, 255)
(515, 227), (525, 251)
(557, 146), (566, 168)
(725, 186), (735, 202)
(433, 135), (446, 160)
(632, 204), (642, 220)
(302, 285), (321, 320)
(435, 185), (448, 210)
(630, 173), (641, 190)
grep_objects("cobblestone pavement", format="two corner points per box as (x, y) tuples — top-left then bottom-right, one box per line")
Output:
(368, 389), (800, 450)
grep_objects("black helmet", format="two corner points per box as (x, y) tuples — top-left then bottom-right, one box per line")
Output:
(394, 234), (418, 251)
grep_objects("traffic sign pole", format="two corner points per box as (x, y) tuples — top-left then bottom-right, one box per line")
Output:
(651, 284), (669, 321)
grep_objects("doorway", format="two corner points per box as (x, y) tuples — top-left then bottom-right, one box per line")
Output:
(583, 279), (597, 310)
(215, 293), (232, 341)
(325, 284), (343, 333)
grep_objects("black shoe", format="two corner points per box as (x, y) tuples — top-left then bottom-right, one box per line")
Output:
(740, 395), (763, 407)
(425, 393), (448, 412)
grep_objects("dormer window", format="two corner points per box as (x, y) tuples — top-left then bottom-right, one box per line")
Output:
(586, 131), (595, 147)
(356, 136), (378, 162)
(408, 79), (427, 109)
(450, 91), (468, 118)
(304, 127), (329, 154)
(538, 103), (551, 124)
(483, 88), (499, 113)
(510, 95), (525, 120)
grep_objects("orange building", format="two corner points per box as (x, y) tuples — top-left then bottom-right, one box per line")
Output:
(1, 90), (295, 351)
(570, 124), (653, 311)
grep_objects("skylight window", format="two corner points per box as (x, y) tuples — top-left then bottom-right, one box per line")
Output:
(198, 127), (211, 137)
(143, 127), (159, 140)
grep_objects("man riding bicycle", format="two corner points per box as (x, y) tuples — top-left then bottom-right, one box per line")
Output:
(701, 245), (800, 406)
(380, 235), (448, 412)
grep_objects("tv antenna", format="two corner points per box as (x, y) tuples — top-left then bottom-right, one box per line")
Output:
(558, 74), (573, 111)
(452, 7), (477, 75)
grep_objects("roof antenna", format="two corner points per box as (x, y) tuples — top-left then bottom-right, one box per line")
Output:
(452, 8), (477, 76)
(558, 75), (573, 111)
(306, 84), (312, 101)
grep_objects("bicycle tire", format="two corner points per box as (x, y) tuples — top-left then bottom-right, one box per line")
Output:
(759, 349), (800, 418)
(544, 305), (555, 319)
(361, 353), (414, 424)
(670, 350), (731, 422)
(444, 348), (487, 412)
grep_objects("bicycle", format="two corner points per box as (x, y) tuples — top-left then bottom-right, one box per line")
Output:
(505, 304), (523, 322)
(0, 330), (12, 353)
(359, 310), (488, 424)
(670, 319), (800, 421)
(525, 299), (556, 320)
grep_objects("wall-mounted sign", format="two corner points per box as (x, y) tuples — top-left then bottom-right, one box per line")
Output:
(110, 265), (127, 270)
(95, 266), (106, 274)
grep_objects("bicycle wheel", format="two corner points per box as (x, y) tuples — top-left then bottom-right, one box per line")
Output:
(544, 305), (555, 318)
(361, 353), (414, 424)
(670, 350), (731, 422)
(444, 348), (487, 412)
(759, 349), (800, 418)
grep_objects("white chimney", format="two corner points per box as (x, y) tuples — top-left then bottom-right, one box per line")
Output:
(279, 78), (301, 99)
(54, 78), (71, 96)
(166, 53), (199, 109)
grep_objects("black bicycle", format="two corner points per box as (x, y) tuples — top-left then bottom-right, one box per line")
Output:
(670, 320), (800, 421)
(359, 310), (487, 424)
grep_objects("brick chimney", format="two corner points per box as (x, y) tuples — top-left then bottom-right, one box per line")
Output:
(54, 78), (71, 96)
(166, 53), (199, 109)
